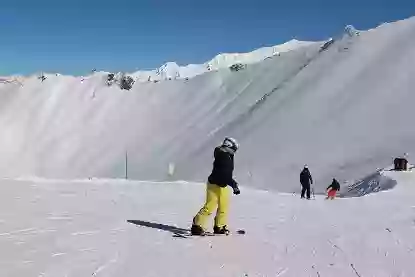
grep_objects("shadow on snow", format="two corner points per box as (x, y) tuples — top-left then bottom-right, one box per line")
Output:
(127, 219), (189, 235)
(341, 169), (397, 198)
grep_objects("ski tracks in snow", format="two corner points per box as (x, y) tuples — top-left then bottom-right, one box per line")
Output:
(0, 181), (129, 277)
(3, 176), (415, 276)
(91, 252), (119, 276)
(275, 267), (289, 276)
(326, 239), (364, 277)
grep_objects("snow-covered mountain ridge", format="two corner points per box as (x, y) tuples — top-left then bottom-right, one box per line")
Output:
(121, 39), (321, 81)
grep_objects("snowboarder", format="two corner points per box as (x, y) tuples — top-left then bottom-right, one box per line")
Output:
(300, 165), (313, 199)
(326, 178), (340, 200)
(191, 137), (241, 236)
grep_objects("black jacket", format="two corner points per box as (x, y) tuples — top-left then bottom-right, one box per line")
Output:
(208, 146), (238, 189)
(300, 168), (313, 186)
(327, 179), (340, 191)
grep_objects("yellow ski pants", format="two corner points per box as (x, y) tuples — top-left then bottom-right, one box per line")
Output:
(193, 183), (230, 229)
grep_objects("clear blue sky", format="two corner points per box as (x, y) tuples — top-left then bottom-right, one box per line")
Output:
(0, 0), (414, 75)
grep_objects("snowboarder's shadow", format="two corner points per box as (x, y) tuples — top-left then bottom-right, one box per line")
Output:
(127, 219), (189, 235)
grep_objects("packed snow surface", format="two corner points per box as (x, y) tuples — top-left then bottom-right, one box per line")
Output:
(1, 169), (415, 276)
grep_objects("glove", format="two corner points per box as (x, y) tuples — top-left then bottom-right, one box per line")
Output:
(233, 186), (241, 195)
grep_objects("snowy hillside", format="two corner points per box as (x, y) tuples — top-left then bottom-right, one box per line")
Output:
(1, 17), (415, 193)
(2, 169), (415, 276)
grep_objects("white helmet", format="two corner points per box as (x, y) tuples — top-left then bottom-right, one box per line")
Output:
(222, 137), (239, 151)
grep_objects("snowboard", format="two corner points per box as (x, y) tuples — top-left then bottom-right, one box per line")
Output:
(173, 229), (245, 238)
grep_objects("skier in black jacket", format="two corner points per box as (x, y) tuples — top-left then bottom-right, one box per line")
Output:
(191, 137), (241, 235)
(300, 165), (313, 199)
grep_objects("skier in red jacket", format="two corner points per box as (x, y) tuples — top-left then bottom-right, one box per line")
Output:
(326, 178), (341, 200)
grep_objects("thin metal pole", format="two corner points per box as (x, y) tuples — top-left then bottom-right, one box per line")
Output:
(125, 151), (128, 180)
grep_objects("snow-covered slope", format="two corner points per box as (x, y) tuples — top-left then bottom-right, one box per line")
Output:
(1, 17), (415, 193)
(0, 43), (322, 185)
(2, 169), (415, 276)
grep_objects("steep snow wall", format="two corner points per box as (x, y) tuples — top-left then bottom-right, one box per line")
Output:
(1, 17), (415, 193)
